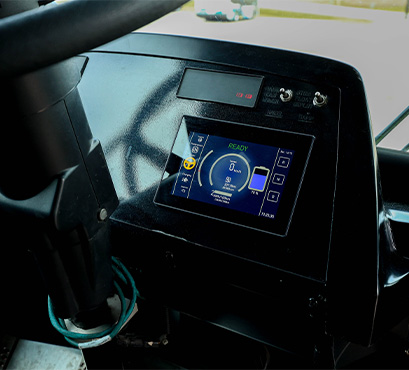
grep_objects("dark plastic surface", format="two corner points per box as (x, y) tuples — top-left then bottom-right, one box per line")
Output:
(0, 55), (118, 321)
(77, 36), (342, 355)
(23, 32), (405, 355)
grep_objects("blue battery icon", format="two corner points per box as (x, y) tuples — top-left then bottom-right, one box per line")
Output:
(248, 166), (270, 192)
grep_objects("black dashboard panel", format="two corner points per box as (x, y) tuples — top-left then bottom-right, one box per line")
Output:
(77, 33), (405, 354)
(82, 39), (340, 282)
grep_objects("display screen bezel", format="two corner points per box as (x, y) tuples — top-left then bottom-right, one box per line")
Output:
(154, 116), (314, 236)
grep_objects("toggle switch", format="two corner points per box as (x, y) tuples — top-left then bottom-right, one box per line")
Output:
(279, 88), (293, 102)
(313, 91), (327, 107)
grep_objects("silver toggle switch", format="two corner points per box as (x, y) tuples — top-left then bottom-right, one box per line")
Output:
(279, 88), (293, 102)
(313, 92), (327, 107)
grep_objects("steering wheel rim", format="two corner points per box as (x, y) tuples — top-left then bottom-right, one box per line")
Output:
(0, 0), (188, 78)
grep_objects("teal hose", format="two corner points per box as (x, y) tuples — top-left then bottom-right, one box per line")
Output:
(48, 256), (139, 348)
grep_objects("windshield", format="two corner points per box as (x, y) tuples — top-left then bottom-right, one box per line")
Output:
(137, 0), (409, 151)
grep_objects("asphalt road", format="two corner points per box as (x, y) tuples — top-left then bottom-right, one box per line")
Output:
(139, 4), (409, 149)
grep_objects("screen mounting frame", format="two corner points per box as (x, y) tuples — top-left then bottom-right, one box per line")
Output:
(154, 116), (315, 236)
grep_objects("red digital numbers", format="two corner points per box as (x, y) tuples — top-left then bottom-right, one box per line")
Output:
(236, 92), (253, 99)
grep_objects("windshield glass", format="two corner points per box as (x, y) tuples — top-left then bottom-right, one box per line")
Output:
(138, 0), (409, 151)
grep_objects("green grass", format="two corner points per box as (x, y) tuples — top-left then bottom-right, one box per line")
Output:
(311, 0), (407, 12)
(185, 0), (407, 13)
(183, 0), (405, 21)
(259, 8), (371, 22)
(181, 1), (195, 11)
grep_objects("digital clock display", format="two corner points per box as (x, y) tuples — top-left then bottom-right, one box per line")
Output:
(177, 68), (264, 108)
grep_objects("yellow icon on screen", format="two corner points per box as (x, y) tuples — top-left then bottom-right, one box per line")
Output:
(183, 157), (196, 170)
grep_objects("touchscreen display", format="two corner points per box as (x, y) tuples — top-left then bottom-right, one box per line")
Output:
(172, 132), (294, 220)
(155, 116), (314, 236)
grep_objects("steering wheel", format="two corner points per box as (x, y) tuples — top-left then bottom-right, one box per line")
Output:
(0, 0), (188, 78)
(0, 0), (188, 336)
